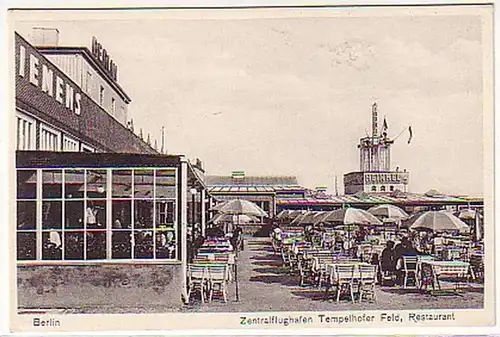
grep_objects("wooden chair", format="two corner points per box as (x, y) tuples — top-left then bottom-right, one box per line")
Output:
(330, 264), (356, 303)
(402, 256), (418, 288)
(187, 264), (208, 303)
(313, 254), (337, 288)
(281, 247), (291, 267)
(358, 245), (373, 263)
(358, 265), (377, 303)
(469, 254), (484, 281)
(298, 256), (315, 286)
(207, 264), (229, 303)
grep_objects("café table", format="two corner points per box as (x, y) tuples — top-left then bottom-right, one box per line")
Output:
(419, 260), (473, 294)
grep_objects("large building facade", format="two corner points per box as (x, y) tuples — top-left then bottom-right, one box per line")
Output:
(207, 172), (310, 218)
(15, 32), (150, 154)
(32, 28), (130, 126)
(14, 31), (208, 310)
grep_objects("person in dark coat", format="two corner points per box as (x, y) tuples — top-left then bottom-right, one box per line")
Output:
(394, 236), (418, 285)
(380, 240), (396, 273)
(231, 224), (244, 252)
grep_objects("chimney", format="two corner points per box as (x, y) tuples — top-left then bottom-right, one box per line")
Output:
(32, 27), (60, 46)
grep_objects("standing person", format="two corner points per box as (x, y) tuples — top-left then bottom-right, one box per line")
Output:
(232, 224), (244, 252)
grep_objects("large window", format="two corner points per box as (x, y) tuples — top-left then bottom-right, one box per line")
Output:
(111, 97), (116, 117)
(40, 125), (61, 151)
(63, 135), (79, 152)
(16, 167), (178, 262)
(99, 85), (104, 106)
(16, 114), (36, 151)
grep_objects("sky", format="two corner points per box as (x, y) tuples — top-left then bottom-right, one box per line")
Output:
(11, 7), (490, 196)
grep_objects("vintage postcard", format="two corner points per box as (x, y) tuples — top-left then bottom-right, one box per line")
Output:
(7, 3), (495, 333)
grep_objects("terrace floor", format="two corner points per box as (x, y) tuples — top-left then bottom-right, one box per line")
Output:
(180, 237), (484, 313)
(37, 237), (483, 314)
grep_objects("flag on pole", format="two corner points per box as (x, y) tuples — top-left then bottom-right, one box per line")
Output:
(408, 126), (413, 144)
(382, 117), (388, 132)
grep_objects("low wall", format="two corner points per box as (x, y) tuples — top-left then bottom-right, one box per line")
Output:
(17, 263), (183, 309)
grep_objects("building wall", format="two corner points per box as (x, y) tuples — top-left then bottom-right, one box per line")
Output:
(15, 33), (155, 154)
(17, 264), (183, 309)
(44, 54), (128, 125)
(344, 171), (409, 194)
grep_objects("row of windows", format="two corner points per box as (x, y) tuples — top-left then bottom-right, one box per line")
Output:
(18, 230), (176, 261)
(17, 168), (179, 261)
(16, 113), (95, 152)
(370, 185), (396, 192)
(18, 169), (177, 200)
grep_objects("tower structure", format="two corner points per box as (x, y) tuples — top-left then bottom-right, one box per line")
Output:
(358, 102), (394, 172)
(344, 103), (409, 194)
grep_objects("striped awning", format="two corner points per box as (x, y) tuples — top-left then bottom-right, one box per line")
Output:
(277, 193), (483, 206)
(208, 185), (308, 194)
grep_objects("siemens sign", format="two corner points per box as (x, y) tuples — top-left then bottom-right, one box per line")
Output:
(18, 44), (82, 115)
(91, 37), (118, 81)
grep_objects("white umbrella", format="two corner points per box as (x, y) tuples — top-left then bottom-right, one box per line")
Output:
(319, 208), (381, 256)
(210, 200), (229, 211)
(215, 198), (267, 302)
(367, 204), (409, 220)
(299, 211), (324, 226)
(212, 214), (259, 224)
(217, 199), (268, 217)
(276, 210), (291, 220)
(454, 208), (482, 221)
(290, 212), (310, 226)
(408, 211), (469, 233)
(321, 208), (383, 226)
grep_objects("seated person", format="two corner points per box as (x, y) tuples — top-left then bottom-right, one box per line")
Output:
(380, 240), (396, 273)
(394, 237), (419, 285)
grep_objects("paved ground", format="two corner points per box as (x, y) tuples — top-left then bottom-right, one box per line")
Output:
(180, 237), (484, 313)
(33, 237), (483, 314)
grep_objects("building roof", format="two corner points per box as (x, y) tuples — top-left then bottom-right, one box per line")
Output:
(15, 33), (155, 154)
(277, 193), (483, 206)
(208, 185), (308, 194)
(35, 46), (131, 103)
(206, 175), (299, 186)
(16, 151), (182, 168)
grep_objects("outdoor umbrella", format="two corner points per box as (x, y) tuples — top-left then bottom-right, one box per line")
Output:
(210, 200), (229, 211)
(320, 208), (382, 254)
(299, 211), (324, 226)
(407, 211), (469, 233)
(320, 208), (383, 226)
(289, 210), (307, 220)
(368, 204), (409, 238)
(215, 199), (268, 301)
(276, 210), (291, 220)
(212, 214), (259, 224)
(218, 199), (268, 217)
(454, 208), (482, 221)
(290, 212), (310, 226)
(367, 204), (409, 219)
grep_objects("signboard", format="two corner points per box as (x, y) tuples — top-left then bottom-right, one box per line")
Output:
(17, 43), (82, 115)
(364, 172), (409, 185)
(231, 171), (245, 179)
(91, 37), (118, 81)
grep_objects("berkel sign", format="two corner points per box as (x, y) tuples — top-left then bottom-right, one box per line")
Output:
(364, 172), (409, 184)
(344, 172), (410, 186)
(91, 37), (118, 81)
